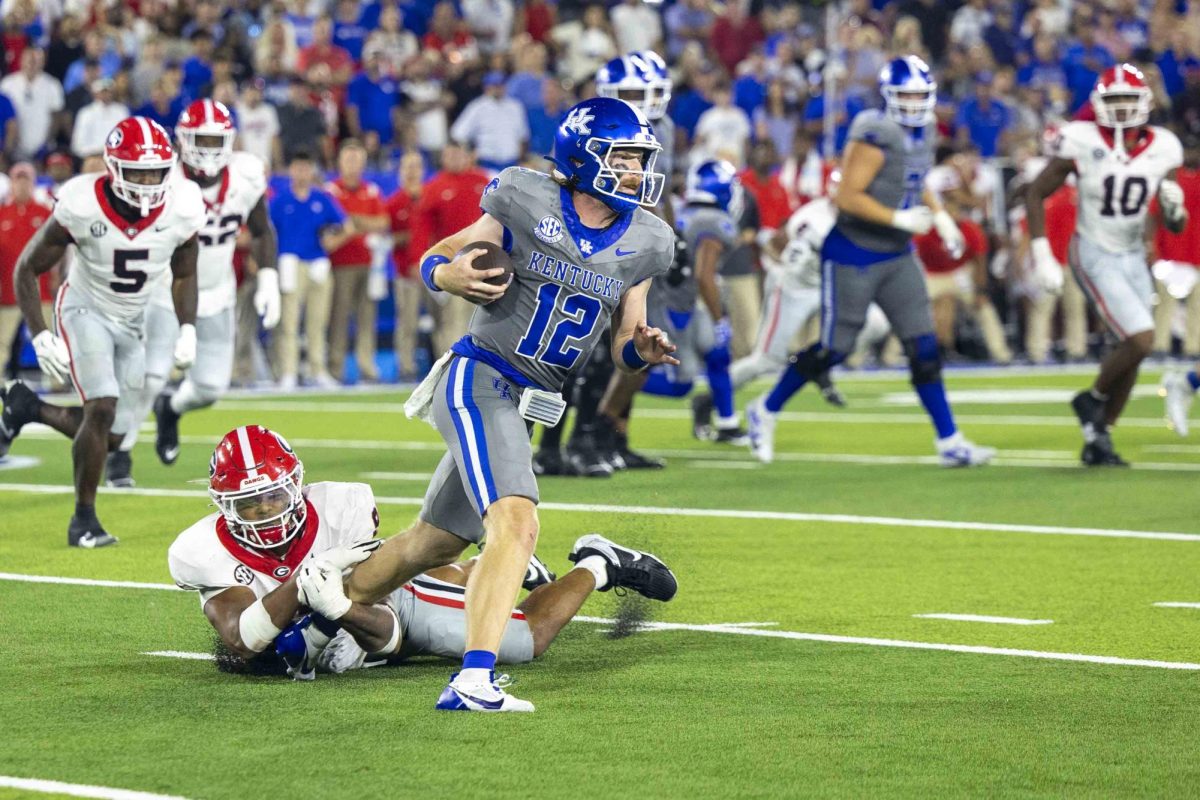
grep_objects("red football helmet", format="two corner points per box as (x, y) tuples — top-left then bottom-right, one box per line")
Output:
(1091, 64), (1152, 130)
(176, 98), (236, 177)
(104, 116), (176, 216)
(209, 426), (307, 550)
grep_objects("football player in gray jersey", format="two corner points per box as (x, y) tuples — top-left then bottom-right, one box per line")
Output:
(747, 56), (994, 467)
(346, 97), (678, 712)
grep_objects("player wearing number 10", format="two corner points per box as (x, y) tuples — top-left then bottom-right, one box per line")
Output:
(0, 116), (206, 547)
(343, 97), (678, 712)
(1026, 64), (1188, 466)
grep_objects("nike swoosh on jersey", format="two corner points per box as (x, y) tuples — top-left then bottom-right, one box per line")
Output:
(615, 248), (637, 256)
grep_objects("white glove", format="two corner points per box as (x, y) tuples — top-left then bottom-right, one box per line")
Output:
(32, 329), (70, 384)
(173, 323), (196, 370)
(1159, 179), (1186, 222)
(295, 560), (352, 620)
(933, 210), (965, 260)
(315, 538), (382, 573)
(254, 267), (281, 330)
(1030, 237), (1064, 296)
(891, 206), (934, 235)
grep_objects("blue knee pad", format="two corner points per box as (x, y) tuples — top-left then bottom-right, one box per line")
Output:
(905, 334), (942, 385)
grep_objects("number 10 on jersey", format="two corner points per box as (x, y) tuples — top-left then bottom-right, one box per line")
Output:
(515, 283), (602, 370)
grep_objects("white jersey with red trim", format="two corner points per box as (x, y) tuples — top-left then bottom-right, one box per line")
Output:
(150, 152), (268, 314)
(167, 481), (380, 608)
(53, 173), (206, 325)
(1054, 121), (1183, 254)
(777, 196), (837, 290)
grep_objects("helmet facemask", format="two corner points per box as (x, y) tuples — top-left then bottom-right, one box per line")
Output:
(105, 157), (174, 217)
(598, 82), (672, 121)
(584, 139), (664, 212)
(1093, 90), (1151, 130)
(179, 129), (235, 177)
(210, 462), (307, 551)
(882, 86), (937, 127)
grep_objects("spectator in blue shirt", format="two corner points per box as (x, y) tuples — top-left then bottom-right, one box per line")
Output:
(527, 77), (573, 157)
(671, 67), (717, 141)
(981, 5), (1019, 67)
(271, 150), (356, 390)
(333, 0), (369, 62)
(63, 30), (121, 94)
(0, 92), (16, 157)
(955, 72), (1013, 158)
(347, 48), (401, 161)
(1063, 25), (1115, 112)
(180, 31), (215, 103)
(507, 42), (549, 113)
(132, 77), (180, 130)
(802, 88), (865, 156)
(732, 52), (768, 121)
(1017, 35), (1066, 91)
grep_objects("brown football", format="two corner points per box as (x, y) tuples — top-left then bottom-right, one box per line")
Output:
(455, 240), (514, 287)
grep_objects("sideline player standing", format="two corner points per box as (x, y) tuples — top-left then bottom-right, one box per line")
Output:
(106, 99), (280, 486)
(1027, 65), (1187, 465)
(746, 56), (994, 467)
(347, 97), (679, 711)
(0, 117), (206, 546)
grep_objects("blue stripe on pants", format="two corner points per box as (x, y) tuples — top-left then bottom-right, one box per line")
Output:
(446, 358), (486, 512)
(461, 359), (498, 507)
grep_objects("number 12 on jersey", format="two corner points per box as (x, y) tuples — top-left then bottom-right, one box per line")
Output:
(515, 283), (602, 369)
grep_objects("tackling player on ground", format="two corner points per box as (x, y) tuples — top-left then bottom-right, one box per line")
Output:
(168, 426), (676, 679)
(1027, 64), (1187, 465)
(106, 99), (281, 487)
(0, 117), (205, 546)
(746, 56), (994, 467)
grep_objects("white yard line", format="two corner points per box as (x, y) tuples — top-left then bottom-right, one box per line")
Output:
(358, 472), (433, 481)
(1153, 602), (1200, 609)
(142, 651), (213, 661)
(141, 615), (1200, 672)
(1144, 445), (1200, 454)
(687, 461), (763, 470)
(913, 613), (1053, 625)
(1, 482), (1198, 542)
(0, 572), (183, 591)
(0, 776), (190, 800)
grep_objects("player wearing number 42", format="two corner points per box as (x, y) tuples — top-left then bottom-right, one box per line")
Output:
(1026, 63), (1188, 467)
(339, 96), (678, 712)
(0, 116), (206, 548)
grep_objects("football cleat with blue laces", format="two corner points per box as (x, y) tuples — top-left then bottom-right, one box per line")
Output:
(436, 672), (535, 712)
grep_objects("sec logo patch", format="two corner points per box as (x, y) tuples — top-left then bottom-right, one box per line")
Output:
(90, 221), (107, 238)
(534, 215), (564, 244)
(233, 565), (254, 585)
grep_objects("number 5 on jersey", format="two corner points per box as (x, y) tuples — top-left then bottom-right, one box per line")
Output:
(111, 249), (150, 294)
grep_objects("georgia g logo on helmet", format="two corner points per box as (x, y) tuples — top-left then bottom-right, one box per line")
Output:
(107, 127), (123, 149)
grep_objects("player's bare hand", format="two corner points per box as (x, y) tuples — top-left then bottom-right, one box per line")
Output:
(435, 248), (510, 304)
(633, 321), (680, 366)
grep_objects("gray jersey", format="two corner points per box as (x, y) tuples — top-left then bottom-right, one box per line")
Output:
(472, 167), (674, 391)
(653, 204), (738, 313)
(836, 110), (935, 253)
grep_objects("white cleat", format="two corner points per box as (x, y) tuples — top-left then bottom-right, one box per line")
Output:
(1161, 371), (1193, 437)
(936, 432), (995, 467)
(746, 396), (776, 464)
(436, 672), (535, 712)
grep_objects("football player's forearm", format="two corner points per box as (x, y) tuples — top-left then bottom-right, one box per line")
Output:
(171, 274), (198, 325)
(261, 579), (304, 628)
(251, 225), (278, 274)
(15, 265), (48, 334)
(835, 189), (897, 227)
(339, 602), (400, 654)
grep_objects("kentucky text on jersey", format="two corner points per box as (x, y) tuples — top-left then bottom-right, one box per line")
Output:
(524, 250), (625, 300)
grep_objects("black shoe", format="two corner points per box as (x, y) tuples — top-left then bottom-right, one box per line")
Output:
(1071, 390), (1106, 430)
(569, 533), (677, 601)
(0, 380), (40, 456)
(523, 552), (556, 591)
(713, 426), (750, 446)
(68, 515), (119, 548)
(105, 450), (135, 488)
(1081, 433), (1129, 467)
(532, 448), (578, 477)
(691, 393), (714, 441)
(564, 445), (613, 478)
(613, 429), (664, 470)
(153, 393), (180, 465)
(590, 416), (626, 471)
(820, 384), (847, 407)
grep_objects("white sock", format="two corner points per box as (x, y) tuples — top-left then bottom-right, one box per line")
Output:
(170, 380), (212, 415)
(575, 556), (610, 591)
(459, 667), (492, 685)
(716, 414), (740, 430)
(936, 431), (963, 450)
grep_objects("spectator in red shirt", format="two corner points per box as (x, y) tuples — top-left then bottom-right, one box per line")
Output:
(738, 140), (794, 232)
(417, 141), (491, 353)
(298, 15), (354, 87)
(423, 2), (477, 62)
(326, 140), (390, 383)
(710, 0), (765, 77)
(518, 0), (556, 44)
(386, 152), (427, 378)
(0, 163), (53, 378)
(1151, 148), (1200, 356)
(915, 202), (1012, 363)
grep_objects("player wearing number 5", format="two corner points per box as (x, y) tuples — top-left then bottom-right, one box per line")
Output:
(0, 117), (206, 547)
(1027, 64), (1187, 466)
(347, 97), (678, 712)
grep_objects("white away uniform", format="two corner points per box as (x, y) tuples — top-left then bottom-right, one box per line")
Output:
(1056, 121), (1183, 338)
(167, 481), (535, 670)
(138, 153), (269, 425)
(52, 173), (205, 433)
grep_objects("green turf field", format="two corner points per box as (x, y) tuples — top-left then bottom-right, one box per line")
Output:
(3, 366), (1200, 799)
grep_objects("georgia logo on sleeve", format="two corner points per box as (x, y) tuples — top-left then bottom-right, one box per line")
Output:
(534, 215), (564, 244)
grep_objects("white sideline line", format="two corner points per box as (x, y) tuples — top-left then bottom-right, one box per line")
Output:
(140, 617), (1200, 672)
(358, 472), (432, 481)
(0, 482), (1198, 542)
(1145, 445), (1200, 454)
(1153, 602), (1200, 609)
(913, 613), (1053, 625)
(687, 461), (763, 470)
(0, 572), (183, 591)
(0, 776), (190, 800)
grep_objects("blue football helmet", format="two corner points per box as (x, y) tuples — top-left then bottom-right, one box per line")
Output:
(684, 158), (743, 220)
(595, 50), (672, 121)
(549, 97), (664, 213)
(879, 55), (937, 127)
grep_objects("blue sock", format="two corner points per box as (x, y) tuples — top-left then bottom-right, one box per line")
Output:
(765, 367), (806, 413)
(708, 366), (735, 419)
(915, 381), (957, 439)
(462, 649), (496, 672)
(642, 370), (693, 397)
(1188, 370), (1200, 392)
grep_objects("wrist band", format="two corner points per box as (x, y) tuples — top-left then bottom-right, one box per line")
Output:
(420, 254), (449, 292)
(621, 339), (648, 371)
